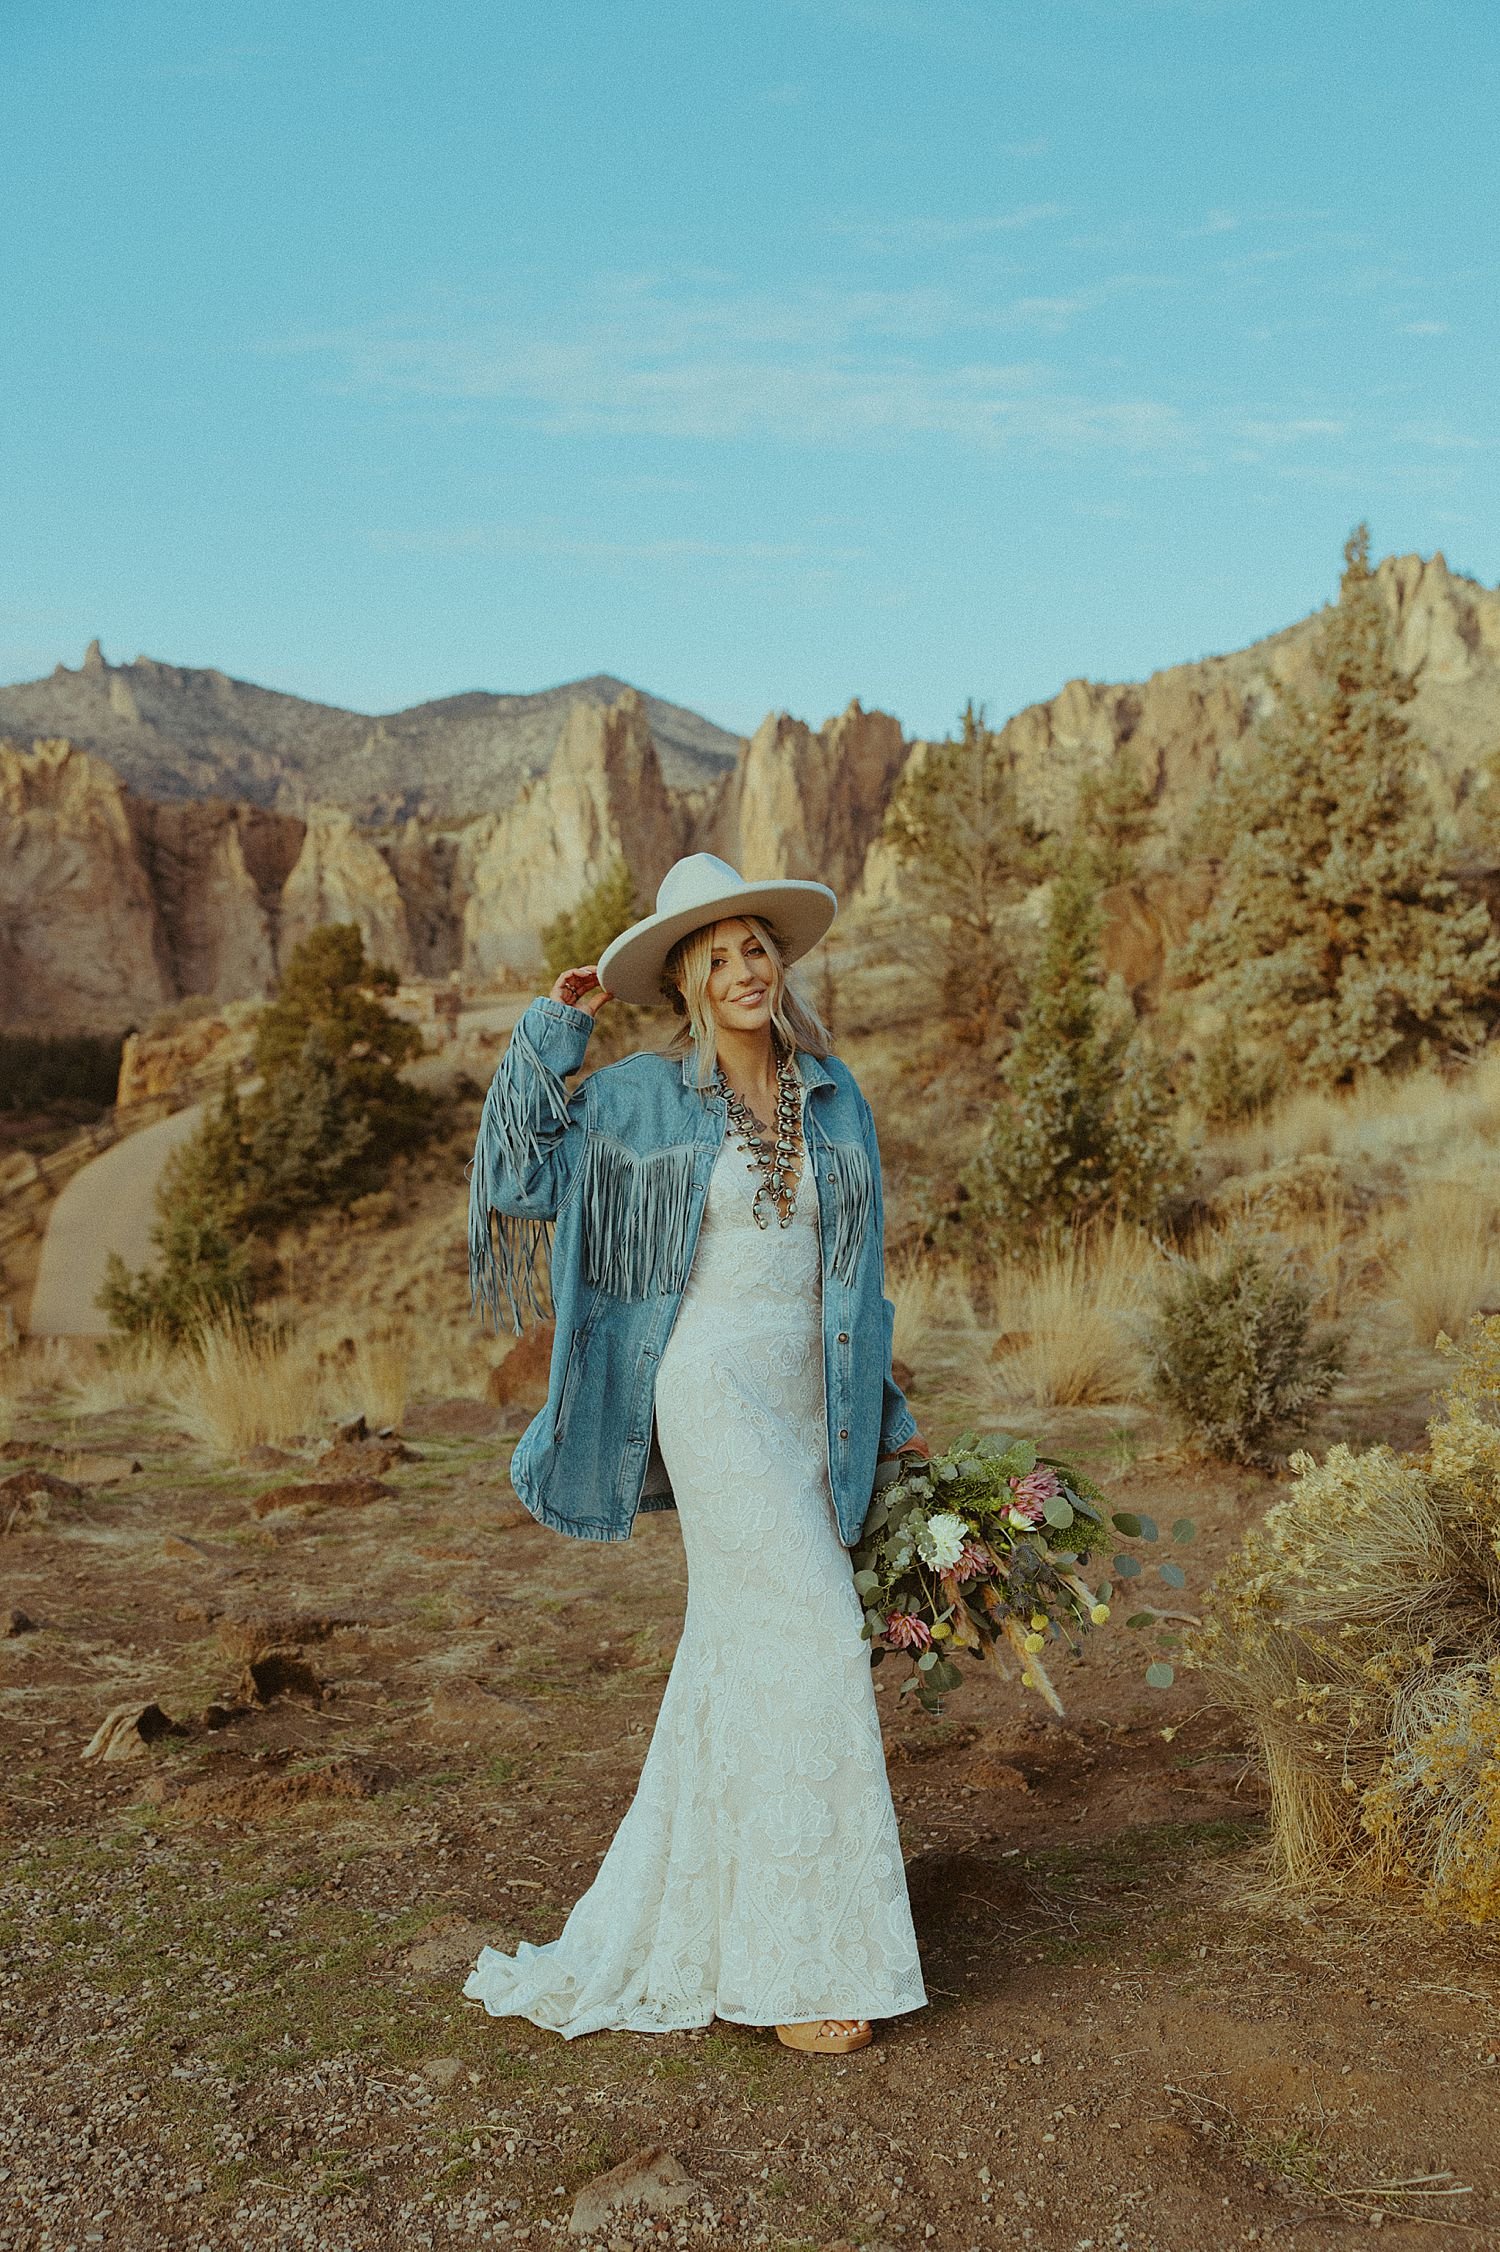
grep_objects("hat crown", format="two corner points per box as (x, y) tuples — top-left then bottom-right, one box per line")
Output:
(654, 852), (748, 919)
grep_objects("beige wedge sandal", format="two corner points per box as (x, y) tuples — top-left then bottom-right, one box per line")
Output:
(775, 2017), (874, 2054)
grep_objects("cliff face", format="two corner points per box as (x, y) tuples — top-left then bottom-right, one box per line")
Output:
(0, 739), (172, 1033)
(280, 809), (415, 976)
(459, 689), (688, 980)
(706, 699), (908, 898)
(995, 552), (1500, 856)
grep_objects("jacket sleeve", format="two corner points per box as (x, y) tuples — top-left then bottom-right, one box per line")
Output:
(468, 995), (594, 1334)
(856, 1090), (919, 1460)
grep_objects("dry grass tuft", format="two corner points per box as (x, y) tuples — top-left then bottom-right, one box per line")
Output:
(324, 1328), (412, 1431)
(58, 1337), (174, 1418)
(162, 1320), (325, 1457)
(989, 1224), (1163, 1408)
(1384, 1181), (1499, 1347)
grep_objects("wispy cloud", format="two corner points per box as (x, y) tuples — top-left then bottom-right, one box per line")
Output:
(1401, 319), (1450, 336)
(270, 272), (1195, 458)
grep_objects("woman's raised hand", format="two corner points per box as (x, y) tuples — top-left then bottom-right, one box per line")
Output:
(551, 963), (613, 1019)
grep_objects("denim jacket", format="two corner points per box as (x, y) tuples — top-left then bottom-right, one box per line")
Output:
(468, 995), (919, 1547)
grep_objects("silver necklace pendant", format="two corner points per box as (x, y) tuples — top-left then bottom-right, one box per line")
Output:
(715, 1054), (801, 1228)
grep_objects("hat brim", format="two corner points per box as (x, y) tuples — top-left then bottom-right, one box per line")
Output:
(595, 879), (838, 1006)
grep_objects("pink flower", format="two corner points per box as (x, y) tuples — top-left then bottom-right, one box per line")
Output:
(946, 1540), (993, 1584)
(1010, 1466), (1061, 1507)
(884, 1610), (933, 1653)
(1005, 1495), (1045, 1529)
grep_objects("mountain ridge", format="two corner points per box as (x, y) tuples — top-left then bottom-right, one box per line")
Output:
(0, 646), (742, 822)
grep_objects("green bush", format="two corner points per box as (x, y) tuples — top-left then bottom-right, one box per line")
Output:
(1144, 1234), (1345, 1464)
(99, 924), (440, 1340)
(542, 857), (657, 1058)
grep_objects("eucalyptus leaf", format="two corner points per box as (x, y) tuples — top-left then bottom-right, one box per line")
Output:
(1172, 1517), (1197, 1544)
(916, 1649), (938, 1672)
(852, 1569), (880, 1596)
(1125, 1611), (1154, 1630)
(1135, 1514), (1159, 1542)
(1042, 1495), (1076, 1529)
(1158, 1561), (1187, 1590)
(1112, 1555), (1143, 1579)
(1145, 1660), (1175, 1690)
(1111, 1510), (1143, 1538)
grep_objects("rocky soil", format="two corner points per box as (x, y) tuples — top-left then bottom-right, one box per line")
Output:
(3, 1388), (1498, 2252)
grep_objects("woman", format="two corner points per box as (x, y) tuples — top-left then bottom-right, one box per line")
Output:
(462, 852), (931, 2056)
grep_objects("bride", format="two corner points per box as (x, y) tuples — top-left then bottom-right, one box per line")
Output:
(462, 852), (931, 2056)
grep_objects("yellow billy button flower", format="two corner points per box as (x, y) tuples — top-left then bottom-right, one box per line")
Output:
(1024, 1632), (1045, 1653)
(1029, 1613), (1048, 1631)
(1090, 1603), (1111, 1624)
(931, 1622), (951, 1640)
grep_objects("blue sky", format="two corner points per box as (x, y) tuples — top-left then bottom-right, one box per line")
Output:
(5, 0), (1497, 742)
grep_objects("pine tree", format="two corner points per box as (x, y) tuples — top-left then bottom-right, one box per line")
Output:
(957, 847), (1182, 1245)
(1072, 745), (1157, 887)
(879, 700), (1044, 1049)
(1177, 526), (1500, 1082)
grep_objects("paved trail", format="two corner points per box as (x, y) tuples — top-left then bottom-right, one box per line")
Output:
(29, 1105), (204, 1337)
(28, 995), (533, 1337)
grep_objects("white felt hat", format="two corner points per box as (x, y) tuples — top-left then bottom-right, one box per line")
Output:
(595, 852), (839, 1006)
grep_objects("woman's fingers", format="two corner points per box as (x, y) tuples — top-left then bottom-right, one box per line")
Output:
(551, 963), (613, 1015)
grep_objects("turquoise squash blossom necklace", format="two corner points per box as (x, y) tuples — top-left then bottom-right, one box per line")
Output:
(711, 1047), (803, 1229)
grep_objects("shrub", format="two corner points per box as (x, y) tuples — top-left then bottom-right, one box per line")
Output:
(1193, 1025), (1283, 1127)
(97, 1078), (257, 1343)
(1190, 1317), (1500, 1919)
(1144, 1233), (1344, 1463)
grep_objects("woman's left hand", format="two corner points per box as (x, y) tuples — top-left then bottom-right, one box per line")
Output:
(878, 1429), (930, 1470)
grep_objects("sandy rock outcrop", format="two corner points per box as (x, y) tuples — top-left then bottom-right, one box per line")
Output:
(0, 738), (171, 1032)
(279, 808), (414, 975)
(459, 689), (686, 980)
(705, 699), (907, 897)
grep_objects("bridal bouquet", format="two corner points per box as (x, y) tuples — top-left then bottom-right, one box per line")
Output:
(853, 1430), (1193, 1715)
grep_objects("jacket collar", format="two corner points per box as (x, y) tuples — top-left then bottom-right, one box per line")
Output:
(678, 1045), (834, 1093)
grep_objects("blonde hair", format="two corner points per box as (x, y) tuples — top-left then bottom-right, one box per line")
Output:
(657, 913), (834, 1089)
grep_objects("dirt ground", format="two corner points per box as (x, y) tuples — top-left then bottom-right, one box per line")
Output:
(4, 1368), (1499, 2252)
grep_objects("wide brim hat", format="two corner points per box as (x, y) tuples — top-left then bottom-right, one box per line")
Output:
(596, 852), (839, 1006)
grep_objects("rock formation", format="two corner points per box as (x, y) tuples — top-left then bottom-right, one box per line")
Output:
(707, 700), (908, 897)
(280, 809), (414, 976)
(458, 690), (687, 980)
(4, 553), (1497, 1035)
(0, 739), (171, 1033)
(126, 797), (303, 1002)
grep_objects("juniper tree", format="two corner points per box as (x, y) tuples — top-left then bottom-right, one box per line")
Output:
(957, 846), (1182, 1245)
(878, 699), (1045, 1050)
(1176, 526), (1500, 1083)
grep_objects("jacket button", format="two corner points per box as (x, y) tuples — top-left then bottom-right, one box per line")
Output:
(838, 1427), (849, 1440)
(836, 1331), (848, 1343)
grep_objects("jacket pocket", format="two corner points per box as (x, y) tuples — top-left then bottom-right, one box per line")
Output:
(553, 1305), (597, 1443)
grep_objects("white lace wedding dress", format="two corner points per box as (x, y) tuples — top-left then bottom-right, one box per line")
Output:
(462, 1086), (929, 2037)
